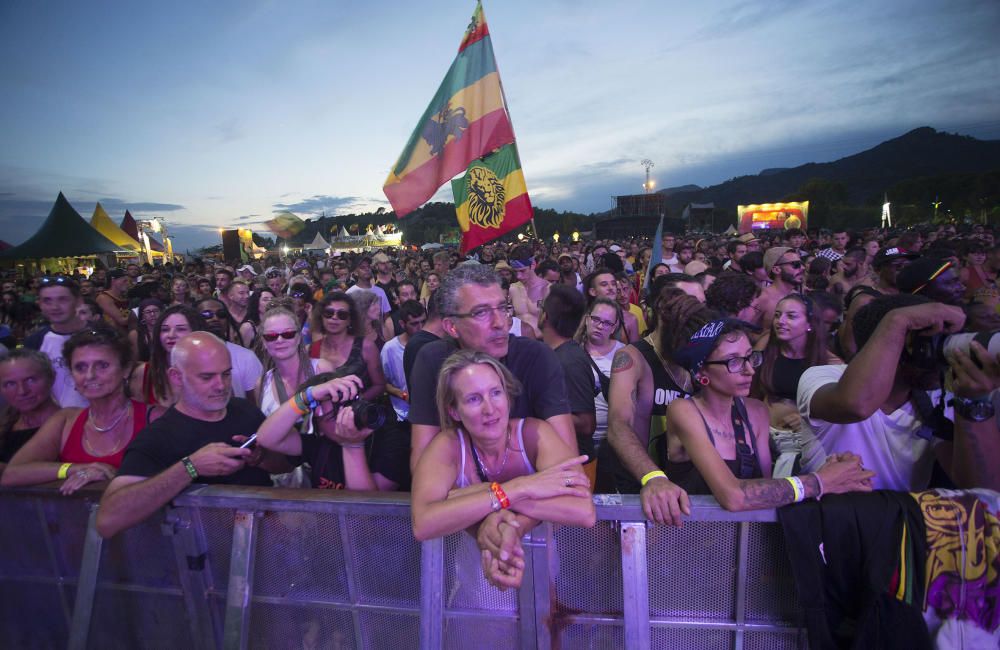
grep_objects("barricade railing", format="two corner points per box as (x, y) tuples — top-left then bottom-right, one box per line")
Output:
(0, 485), (806, 649)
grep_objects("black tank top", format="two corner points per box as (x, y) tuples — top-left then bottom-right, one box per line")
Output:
(662, 398), (763, 495)
(609, 338), (689, 494)
(772, 354), (809, 402)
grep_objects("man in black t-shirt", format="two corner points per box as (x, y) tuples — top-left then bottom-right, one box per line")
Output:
(402, 288), (445, 387)
(408, 264), (573, 471)
(96, 333), (269, 538)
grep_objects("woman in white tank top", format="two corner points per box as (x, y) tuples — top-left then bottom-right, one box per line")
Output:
(411, 350), (596, 589)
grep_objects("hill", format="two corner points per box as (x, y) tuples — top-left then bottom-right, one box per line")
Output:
(661, 127), (1000, 217)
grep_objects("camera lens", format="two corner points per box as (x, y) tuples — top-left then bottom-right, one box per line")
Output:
(350, 399), (391, 430)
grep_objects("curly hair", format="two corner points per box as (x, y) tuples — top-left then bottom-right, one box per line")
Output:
(704, 272), (760, 317)
(437, 263), (500, 317)
(311, 291), (360, 338)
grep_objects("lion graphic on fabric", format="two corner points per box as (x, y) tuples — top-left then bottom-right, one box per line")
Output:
(466, 166), (505, 229)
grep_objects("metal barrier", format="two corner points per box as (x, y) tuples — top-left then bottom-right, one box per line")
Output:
(0, 485), (806, 649)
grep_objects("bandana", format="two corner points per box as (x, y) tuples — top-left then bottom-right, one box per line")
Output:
(672, 318), (759, 375)
(509, 256), (534, 270)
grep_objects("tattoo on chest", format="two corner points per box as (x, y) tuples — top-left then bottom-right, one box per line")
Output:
(709, 426), (734, 441)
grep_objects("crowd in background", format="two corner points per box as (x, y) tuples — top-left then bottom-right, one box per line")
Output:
(0, 222), (998, 594)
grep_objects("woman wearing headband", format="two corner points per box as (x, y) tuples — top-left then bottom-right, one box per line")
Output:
(657, 291), (873, 511)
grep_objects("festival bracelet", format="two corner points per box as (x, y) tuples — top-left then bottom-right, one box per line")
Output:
(488, 489), (501, 512)
(811, 472), (824, 500)
(57, 463), (73, 480)
(290, 391), (310, 415)
(784, 476), (804, 503)
(490, 481), (510, 509)
(641, 470), (668, 487)
(305, 386), (319, 410)
(181, 457), (199, 481)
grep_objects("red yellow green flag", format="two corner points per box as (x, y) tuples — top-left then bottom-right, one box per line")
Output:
(265, 211), (306, 240)
(452, 143), (533, 253)
(383, 1), (514, 217)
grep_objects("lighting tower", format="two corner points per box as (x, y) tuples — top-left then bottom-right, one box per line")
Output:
(641, 159), (655, 194)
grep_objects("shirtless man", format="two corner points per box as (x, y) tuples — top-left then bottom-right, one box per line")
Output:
(755, 247), (804, 331)
(507, 245), (550, 338)
(829, 247), (867, 297)
(607, 287), (692, 525)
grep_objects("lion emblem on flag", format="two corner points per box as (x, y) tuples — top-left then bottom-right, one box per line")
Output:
(422, 104), (468, 157)
(467, 166), (505, 229)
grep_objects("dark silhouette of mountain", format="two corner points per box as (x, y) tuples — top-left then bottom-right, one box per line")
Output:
(661, 127), (1000, 213)
(658, 184), (702, 197)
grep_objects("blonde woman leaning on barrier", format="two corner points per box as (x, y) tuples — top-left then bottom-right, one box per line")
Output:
(411, 350), (596, 590)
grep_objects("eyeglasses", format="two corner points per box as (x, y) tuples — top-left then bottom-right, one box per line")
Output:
(589, 315), (618, 330)
(776, 261), (803, 269)
(703, 351), (763, 373)
(323, 308), (351, 320)
(449, 303), (513, 322)
(261, 330), (298, 342)
(200, 308), (228, 320)
(40, 276), (76, 287)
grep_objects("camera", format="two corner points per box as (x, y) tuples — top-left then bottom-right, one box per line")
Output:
(907, 330), (1000, 369)
(343, 397), (392, 431)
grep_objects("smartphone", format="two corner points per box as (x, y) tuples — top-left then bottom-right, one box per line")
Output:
(239, 434), (257, 449)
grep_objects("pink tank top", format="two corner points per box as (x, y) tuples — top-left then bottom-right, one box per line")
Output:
(60, 399), (147, 468)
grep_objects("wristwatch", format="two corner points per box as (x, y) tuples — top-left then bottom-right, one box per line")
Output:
(954, 396), (996, 422)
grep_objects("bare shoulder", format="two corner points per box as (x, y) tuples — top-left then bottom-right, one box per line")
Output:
(743, 397), (769, 420)
(611, 345), (640, 374)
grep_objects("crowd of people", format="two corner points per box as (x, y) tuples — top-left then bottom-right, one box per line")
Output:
(0, 223), (998, 591)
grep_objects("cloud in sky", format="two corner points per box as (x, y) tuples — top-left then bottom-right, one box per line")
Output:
(0, 0), (997, 252)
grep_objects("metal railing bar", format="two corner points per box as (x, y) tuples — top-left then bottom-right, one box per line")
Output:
(222, 510), (259, 650)
(420, 537), (444, 650)
(66, 505), (102, 650)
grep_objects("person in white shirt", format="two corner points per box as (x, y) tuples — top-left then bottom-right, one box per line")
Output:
(380, 301), (427, 422)
(30, 277), (89, 407)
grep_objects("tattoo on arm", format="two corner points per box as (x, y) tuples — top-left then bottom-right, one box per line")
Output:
(611, 349), (634, 373)
(738, 478), (795, 508)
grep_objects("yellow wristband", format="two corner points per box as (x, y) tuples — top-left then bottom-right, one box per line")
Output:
(57, 463), (72, 480)
(641, 470), (668, 486)
(784, 477), (802, 502)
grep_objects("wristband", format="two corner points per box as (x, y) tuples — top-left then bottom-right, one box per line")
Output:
(291, 391), (310, 415)
(181, 457), (199, 480)
(488, 489), (501, 512)
(641, 470), (668, 486)
(812, 472), (824, 500)
(784, 476), (804, 503)
(490, 481), (510, 509)
(305, 386), (319, 410)
(341, 442), (365, 449)
(57, 463), (72, 480)
(401, 391), (409, 401)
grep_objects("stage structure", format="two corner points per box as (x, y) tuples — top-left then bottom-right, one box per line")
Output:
(737, 202), (809, 234)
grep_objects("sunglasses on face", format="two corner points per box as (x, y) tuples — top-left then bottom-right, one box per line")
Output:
(200, 308), (228, 320)
(40, 276), (75, 287)
(261, 329), (298, 342)
(324, 308), (351, 320)
(776, 261), (803, 269)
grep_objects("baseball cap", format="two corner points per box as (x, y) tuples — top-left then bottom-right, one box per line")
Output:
(684, 260), (709, 275)
(236, 264), (257, 275)
(763, 247), (793, 274)
(872, 246), (920, 269)
(609, 244), (622, 252)
(738, 233), (758, 244)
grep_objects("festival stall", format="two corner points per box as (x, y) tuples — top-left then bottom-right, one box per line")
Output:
(0, 193), (131, 275)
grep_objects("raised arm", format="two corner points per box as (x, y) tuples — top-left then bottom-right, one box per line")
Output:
(809, 303), (965, 423)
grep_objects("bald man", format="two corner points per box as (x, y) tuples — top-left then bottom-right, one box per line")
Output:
(96, 332), (272, 538)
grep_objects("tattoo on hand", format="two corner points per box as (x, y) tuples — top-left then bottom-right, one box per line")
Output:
(611, 350), (634, 373)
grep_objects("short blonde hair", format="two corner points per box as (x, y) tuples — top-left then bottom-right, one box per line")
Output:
(435, 349), (521, 432)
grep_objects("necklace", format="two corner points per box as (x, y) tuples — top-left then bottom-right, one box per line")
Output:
(87, 400), (130, 432)
(83, 403), (133, 458)
(470, 426), (512, 482)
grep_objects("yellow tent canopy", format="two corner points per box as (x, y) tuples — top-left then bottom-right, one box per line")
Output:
(90, 203), (142, 252)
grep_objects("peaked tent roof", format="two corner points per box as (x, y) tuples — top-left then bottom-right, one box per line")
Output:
(303, 232), (329, 250)
(91, 202), (141, 251)
(0, 193), (130, 260)
(120, 210), (140, 240)
(147, 233), (166, 252)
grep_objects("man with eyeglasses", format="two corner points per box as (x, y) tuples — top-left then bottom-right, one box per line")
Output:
(194, 298), (263, 400)
(25, 276), (90, 407)
(408, 263), (574, 583)
(756, 247), (805, 332)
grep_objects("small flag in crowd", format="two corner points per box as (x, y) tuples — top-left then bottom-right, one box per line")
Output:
(265, 211), (306, 240)
(452, 143), (533, 253)
(383, 1), (515, 217)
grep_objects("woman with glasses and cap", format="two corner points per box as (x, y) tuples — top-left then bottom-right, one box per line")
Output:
(308, 292), (386, 402)
(656, 290), (873, 511)
(2, 327), (150, 494)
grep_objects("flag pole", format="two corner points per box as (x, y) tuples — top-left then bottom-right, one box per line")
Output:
(487, 2), (539, 241)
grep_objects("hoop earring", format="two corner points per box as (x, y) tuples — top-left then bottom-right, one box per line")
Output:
(698, 376), (710, 386)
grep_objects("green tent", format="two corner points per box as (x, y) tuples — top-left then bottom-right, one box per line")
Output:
(0, 192), (130, 260)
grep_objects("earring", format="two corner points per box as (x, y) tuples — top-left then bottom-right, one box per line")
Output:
(698, 376), (710, 386)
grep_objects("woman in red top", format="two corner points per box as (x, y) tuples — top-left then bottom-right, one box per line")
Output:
(2, 327), (149, 495)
